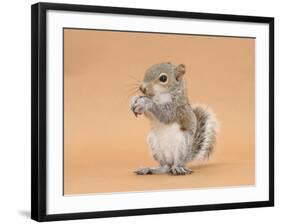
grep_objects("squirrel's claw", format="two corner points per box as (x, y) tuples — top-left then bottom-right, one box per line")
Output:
(131, 103), (142, 117)
(131, 95), (148, 118)
(131, 105), (139, 117)
(133, 111), (142, 117)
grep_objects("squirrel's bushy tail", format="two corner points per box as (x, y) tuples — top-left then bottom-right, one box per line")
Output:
(192, 105), (218, 160)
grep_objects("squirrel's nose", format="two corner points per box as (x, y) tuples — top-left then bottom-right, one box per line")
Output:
(139, 85), (146, 94)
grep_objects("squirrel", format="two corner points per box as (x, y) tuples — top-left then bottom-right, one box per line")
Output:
(130, 62), (218, 175)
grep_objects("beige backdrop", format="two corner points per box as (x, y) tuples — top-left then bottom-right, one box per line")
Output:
(63, 29), (255, 195)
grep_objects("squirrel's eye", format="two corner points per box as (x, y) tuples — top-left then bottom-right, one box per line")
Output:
(159, 74), (168, 83)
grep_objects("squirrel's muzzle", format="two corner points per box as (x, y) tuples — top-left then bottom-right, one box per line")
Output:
(139, 85), (147, 94)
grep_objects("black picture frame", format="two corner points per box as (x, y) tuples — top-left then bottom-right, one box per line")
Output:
(31, 2), (274, 222)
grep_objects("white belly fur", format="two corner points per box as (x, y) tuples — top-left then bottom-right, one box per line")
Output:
(147, 121), (188, 166)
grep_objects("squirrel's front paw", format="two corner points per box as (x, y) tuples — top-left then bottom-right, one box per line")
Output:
(130, 96), (153, 117)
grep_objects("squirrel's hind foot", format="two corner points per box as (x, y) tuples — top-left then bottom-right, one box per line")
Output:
(134, 166), (193, 175)
(170, 166), (193, 175)
(134, 165), (170, 175)
(134, 167), (152, 175)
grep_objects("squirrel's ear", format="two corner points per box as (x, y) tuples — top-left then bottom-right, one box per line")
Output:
(175, 64), (186, 81)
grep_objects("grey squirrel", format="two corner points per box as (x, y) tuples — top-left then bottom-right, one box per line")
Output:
(130, 62), (218, 175)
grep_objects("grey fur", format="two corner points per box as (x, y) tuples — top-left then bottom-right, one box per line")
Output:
(131, 63), (218, 175)
(191, 105), (217, 160)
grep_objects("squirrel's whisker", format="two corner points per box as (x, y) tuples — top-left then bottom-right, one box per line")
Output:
(128, 88), (140, 97)
(126, 86), (139, 92)
(128, 75), (141, 83)
(123, 84), (140, 89)
(129, 83), (139, 87)
(128, 89), (139, 96)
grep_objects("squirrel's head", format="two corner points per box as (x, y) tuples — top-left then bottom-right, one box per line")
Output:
(139, 62), (186, 99)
